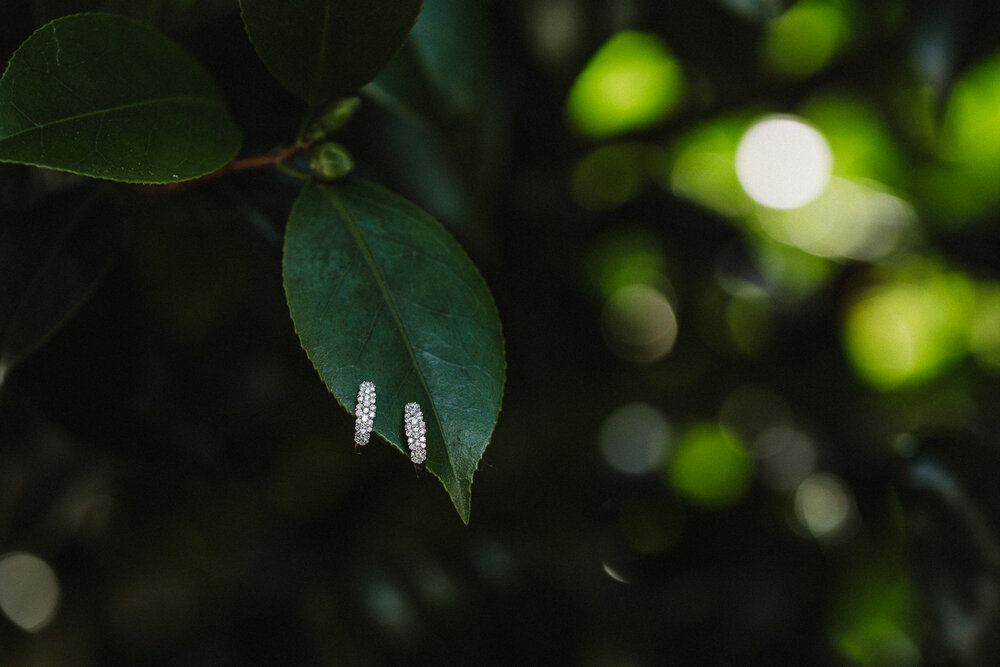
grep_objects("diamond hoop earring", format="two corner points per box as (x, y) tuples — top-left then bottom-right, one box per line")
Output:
(403, 402), (427, 473)
(354, 381), (376, 452)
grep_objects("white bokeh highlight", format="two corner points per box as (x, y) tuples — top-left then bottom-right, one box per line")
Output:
(794, 473), (853, 539)
(735, 116), (833, 209)
(599, 403), (672, 475)
(0, 552), (61, 632)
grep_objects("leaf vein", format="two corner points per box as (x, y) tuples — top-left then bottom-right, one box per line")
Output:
(326, 185), (462, 487)
(0, 96), (220, 143)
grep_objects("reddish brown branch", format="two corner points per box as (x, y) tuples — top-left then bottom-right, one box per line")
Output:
(219, 143), (301, 175)
(140, 143), (302, 193)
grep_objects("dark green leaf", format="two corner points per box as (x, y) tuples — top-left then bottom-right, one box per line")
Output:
(367, 0), (487, 126)
(0, 189), (123, 386)
(32, 0), (162, 27)
(363, 0), (501, 263)
(239, 0), (423, 105)
(0, 13), (241, 183)
(282, 178), (505, 523)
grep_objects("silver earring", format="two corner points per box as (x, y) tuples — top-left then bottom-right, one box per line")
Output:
(354, 381), (376, 452)
(403, 402), (427, 473)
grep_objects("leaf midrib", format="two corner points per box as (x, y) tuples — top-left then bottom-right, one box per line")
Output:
(0, 95), (220, 143)
(324, 183), (463, 498)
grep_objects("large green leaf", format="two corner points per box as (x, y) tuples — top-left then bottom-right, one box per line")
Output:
(282, 178), (505, 522)
(0, 189), (123, 387)
(0, 13), (241, 183)
(239, 0), (423, 105)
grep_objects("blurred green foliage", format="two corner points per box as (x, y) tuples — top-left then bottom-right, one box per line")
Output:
(4, 0), (1000, 664)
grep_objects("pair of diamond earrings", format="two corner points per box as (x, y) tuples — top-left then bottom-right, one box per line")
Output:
(353, 381), (427, 469)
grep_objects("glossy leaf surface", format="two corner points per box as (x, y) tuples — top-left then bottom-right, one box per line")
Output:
(240, 0), (423, 104)
(283, 178), (505, 522)
(0, 13), (241, 183)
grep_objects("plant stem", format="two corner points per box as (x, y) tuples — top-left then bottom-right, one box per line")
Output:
(221, 143), (302, 175)
(142, 143), (304, 192)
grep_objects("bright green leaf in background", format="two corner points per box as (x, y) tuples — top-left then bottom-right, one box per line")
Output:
(0, 13), (241, 183)
(800, 93), (903, 186)
(912, 51), (1000, 225)
(844, 261), (975, 390)
(239, 0), (423, 105)
(667, 422), (753, 508)
(668, 113), (756, 218)
(903, 50), (1000, 226)
(761, 0), (851, 79)
(941, 52), (1000, 166)
(566, 31), (685, 140)
(283, 178), (505, 523)
(970, 283), (1000, 370)
(830, 557), (919, 665)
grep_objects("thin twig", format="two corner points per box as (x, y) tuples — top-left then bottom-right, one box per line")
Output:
(141, 143), (303, 193)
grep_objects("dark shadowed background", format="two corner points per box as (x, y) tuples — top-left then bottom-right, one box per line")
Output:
(4, 0), (1000, 664)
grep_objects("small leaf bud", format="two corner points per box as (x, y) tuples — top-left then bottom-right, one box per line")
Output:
(309, 141), (354, 182)
(308, 97), (361, 140)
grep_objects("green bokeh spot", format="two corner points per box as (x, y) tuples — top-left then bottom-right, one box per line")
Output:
(586, 230), (669, 299)
(830, 560), (919, 666)
(942, 51), (1000, 165)
(844, 262), (975, 390)
(909, 54), (1000, 225)
(762, 0), (849, 79)
(570, 143), (646, 210)
(970, 282), (1000, 369)
(566, 31), (685, 139)
(800, 93), (903, 185)
(667, 423), (753, 509)
(668, 113), (756, 218)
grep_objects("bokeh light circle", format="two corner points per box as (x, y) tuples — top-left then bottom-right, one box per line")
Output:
(735, 116), (833, 209)
(0, 552), (61, 632)
(667, 423), (754, 508)
(601, 284), (679, 362)
(599, 402), (672, 475)
(794, 473), (852, 538)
